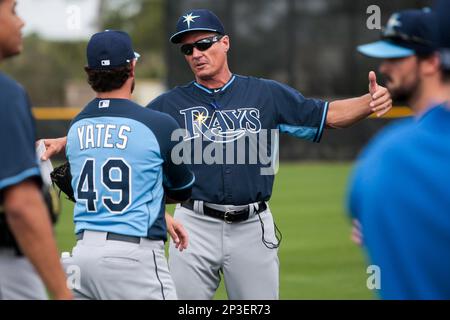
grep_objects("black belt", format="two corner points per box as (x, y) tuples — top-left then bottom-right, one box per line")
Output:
(76, 231), (141, 244)
(181, 200), (267, 223)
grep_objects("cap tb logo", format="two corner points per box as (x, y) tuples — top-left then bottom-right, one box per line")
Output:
(384, 13), (402, 36)
(183, 13), (200, 29)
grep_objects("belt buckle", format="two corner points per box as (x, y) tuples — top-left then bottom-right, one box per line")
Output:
(223, 209), (235, 224)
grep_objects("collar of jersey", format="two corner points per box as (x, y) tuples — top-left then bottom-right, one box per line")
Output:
(418, 102), (449, 122)
(193, 75), (236, 95)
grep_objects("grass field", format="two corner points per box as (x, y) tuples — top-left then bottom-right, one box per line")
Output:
(54, 162), (375, 300)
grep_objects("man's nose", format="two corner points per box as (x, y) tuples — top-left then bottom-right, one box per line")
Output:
(192, 47), (203, 58)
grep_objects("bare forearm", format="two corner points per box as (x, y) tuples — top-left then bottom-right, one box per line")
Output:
(326, 72), (392, 129)
(165, 211), (188, 251)
(4, 182), (72, 299)
(326, 94), (372, 129)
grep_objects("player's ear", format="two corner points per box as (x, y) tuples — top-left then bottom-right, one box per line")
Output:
(222, 35), (230, 53)
(130, 60), (137, 78)
(420, 53), (440, 77)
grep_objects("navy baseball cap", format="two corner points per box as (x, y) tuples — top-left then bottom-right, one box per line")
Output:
(170, 9), (225, 43)
(434, 0), (450, 70)
(357, 9), (438, 59)
(87, 30), (140, 69)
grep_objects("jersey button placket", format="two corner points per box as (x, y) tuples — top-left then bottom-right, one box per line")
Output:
(223, 166), (233, 203)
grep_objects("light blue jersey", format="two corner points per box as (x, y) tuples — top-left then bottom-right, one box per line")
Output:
(348, 104), (450, 299)
(66, 98), (194, 240)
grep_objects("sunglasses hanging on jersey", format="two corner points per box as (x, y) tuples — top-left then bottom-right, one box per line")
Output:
(180, 35), (224, 56)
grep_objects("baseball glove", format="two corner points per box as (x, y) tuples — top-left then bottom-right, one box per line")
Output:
(51, 162), (75, 203)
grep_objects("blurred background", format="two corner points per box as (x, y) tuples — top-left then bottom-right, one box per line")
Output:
(6, 0), (430, 160)
(3, 0), (432, 299)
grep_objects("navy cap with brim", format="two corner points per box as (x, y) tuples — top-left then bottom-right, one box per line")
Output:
(170, 28), (223, 44)
(357, 40), (415, 58)
(88, 51), (140, 70)
(357, 8), (439, 60)
(170, 9), (225, 44)
(87, 30), (141, 69)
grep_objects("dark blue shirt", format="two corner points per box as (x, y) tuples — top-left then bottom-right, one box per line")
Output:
(348, 104), (450, 299)
(66, 98), (194, 240)
(147, 75), (328, 205)
(0, 73), (41, 199)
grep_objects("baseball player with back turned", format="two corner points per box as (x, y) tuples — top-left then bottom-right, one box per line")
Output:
(43, 9), (392, 300)
(0, 0), (72, 300)
(61, 30), (194, 300)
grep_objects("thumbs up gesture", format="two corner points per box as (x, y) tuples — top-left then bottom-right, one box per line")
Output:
(368, 71), (392, 117)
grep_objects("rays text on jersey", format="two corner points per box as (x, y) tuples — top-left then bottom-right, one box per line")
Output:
(180, 106), (262, 143)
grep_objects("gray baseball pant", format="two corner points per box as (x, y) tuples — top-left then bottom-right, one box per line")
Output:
(168, 203), (279, 300)
(0, 248), (47, 300)
(61, 230), (177, 300)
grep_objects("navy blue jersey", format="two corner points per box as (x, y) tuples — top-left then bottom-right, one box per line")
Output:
(348, 104), (450, 299)
(0, 73), (41, 199)
(66, 98), (194, 241)
(147, 75), (328, 205)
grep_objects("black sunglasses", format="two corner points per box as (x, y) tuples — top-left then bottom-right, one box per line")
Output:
(180, 35), (224, 55)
